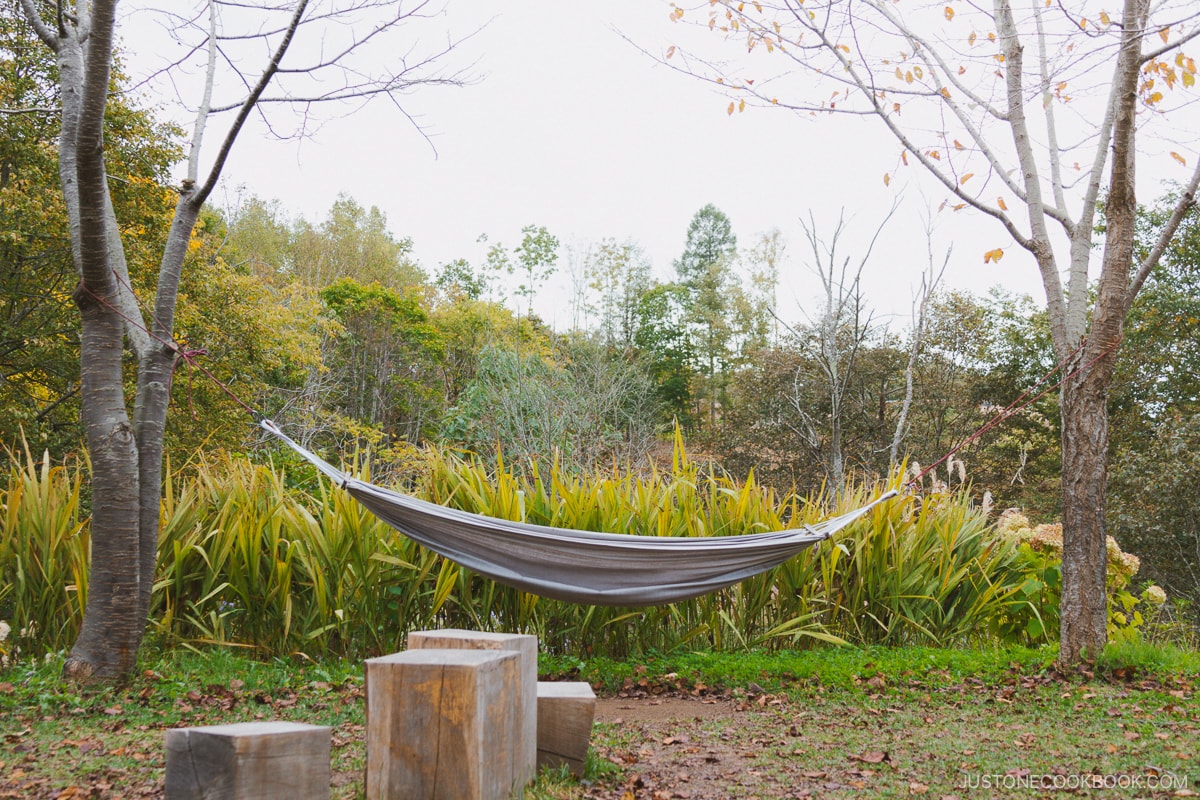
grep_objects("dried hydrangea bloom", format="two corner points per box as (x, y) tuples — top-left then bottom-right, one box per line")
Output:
(1144, 585), (1168, 606)
(996, 509), (1033, 539)
(1030, 523), (1064, 553)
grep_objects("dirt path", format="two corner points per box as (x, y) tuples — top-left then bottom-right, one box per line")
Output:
(585, 694), (837, 800)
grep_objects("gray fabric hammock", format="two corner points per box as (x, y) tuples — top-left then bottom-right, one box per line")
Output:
(261, 420), (897, 606)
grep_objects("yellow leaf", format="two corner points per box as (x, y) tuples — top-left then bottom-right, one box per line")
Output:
(954, 139), (964, 150)
(1100, 10), (1111, 25)
(901, 151), (909, 165)
(1185, 72), (1196, 88)
(838, 43), (851, 54)
(1160, 27), (1170, 44)
(884, 173), (891, 186)
(738, 98), (746, 112)
(893, 102), (902, 113)
(896, 67), (904, 80)
(987, 31), (996, 41)
(998, 197), (1008, 211)
(666, 45), (676, 59)
(1079, 17), (1088, 29)
(1172, 151), (1187, 166)
(960, 173), (974, 184)
(1148, 91), (1164, 104)
(968, 31), (977, 45)
(905, 70), (914, 84)
(913, 65), (924, 79)
(727, 101), (735, 116)
(953, 203), (967, 211)
(983, 248), (1005, 263)
(944, 6), (955, 21)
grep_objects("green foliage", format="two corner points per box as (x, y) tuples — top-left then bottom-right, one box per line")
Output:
(990, 512), (1170, 646)
(0, 443), (89, 657)
(319, 277), (445, 442)
(440, 337), (659, 472)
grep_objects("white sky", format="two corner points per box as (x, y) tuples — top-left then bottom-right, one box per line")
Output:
(122, 0), (1197, 331)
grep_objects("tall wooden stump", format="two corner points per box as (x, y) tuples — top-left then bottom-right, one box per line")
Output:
(365, 649), (521, 800)
(164, 721), (330, 800)
(536, 681), (596, 777)
(407, 628), (538, 786)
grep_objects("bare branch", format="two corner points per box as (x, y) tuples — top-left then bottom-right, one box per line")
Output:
(995, 0), (1068, 352)
(1127, 159), (1200, 303)
(192, 0), (311, 205)
(1139, 27), (1200, 64)
(17, 0), (58, 47)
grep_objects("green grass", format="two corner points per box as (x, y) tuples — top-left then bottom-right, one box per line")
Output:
(1, 643), (1196, 799)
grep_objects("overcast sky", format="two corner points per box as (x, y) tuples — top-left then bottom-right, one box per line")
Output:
(123, 0), (1196, 330)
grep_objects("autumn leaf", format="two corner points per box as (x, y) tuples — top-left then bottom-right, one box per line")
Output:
(901, 151), (909, 165)
(884, 173), (891, 186)
(954, 139), (964, 150)
(1160, 26), (1170, 44)
(727, 101), (736, 115)
(1171, 151), (1187, 166)
(666, 45), (676, 59)
(960, 173), (974, 183)
(968, 31), (977, 45)
(984, 247), (1005, 263)
(1148, 91), (1164, 104)
(944, 6), (954, 21)
(738, 98), (746, 112)
(998, 197), (1008, 211)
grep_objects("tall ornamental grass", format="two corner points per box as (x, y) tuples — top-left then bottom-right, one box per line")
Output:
(0, 446), (89, 656)
(3, 439), (1041, 661)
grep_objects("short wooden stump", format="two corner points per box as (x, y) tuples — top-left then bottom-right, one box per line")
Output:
(407, 628), (538, 786)
(164, 720), (330, 800)
(536, 681), (596, 777)
(365, 648), (521, 800)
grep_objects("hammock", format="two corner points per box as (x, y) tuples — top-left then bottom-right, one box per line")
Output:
(260, 420), (897, 606)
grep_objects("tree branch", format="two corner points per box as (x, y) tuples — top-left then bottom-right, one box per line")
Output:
(1127, 159), (1200, 304)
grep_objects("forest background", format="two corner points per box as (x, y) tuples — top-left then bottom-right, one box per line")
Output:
(2, 4), (1198, 644)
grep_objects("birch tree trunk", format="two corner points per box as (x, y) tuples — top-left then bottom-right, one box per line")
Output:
(19, 0), (469, 682)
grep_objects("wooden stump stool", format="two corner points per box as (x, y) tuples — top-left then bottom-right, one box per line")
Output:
(365, 648), (521, 800)
(536, 681), (596, 777)
(407, 628), (538, 786)
(164, 720), (330, 800)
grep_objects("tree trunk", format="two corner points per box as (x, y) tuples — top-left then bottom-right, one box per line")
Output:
(61, 0), (148, 683)
(1057, 371), (1111, 663)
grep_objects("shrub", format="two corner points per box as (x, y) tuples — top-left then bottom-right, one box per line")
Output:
(991, 510), (1166, 645)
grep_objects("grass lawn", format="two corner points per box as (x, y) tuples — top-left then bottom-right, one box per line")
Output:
(1, 644), (1196, 799)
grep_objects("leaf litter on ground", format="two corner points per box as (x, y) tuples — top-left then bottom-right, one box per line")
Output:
(0, 645), (1196, 799)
